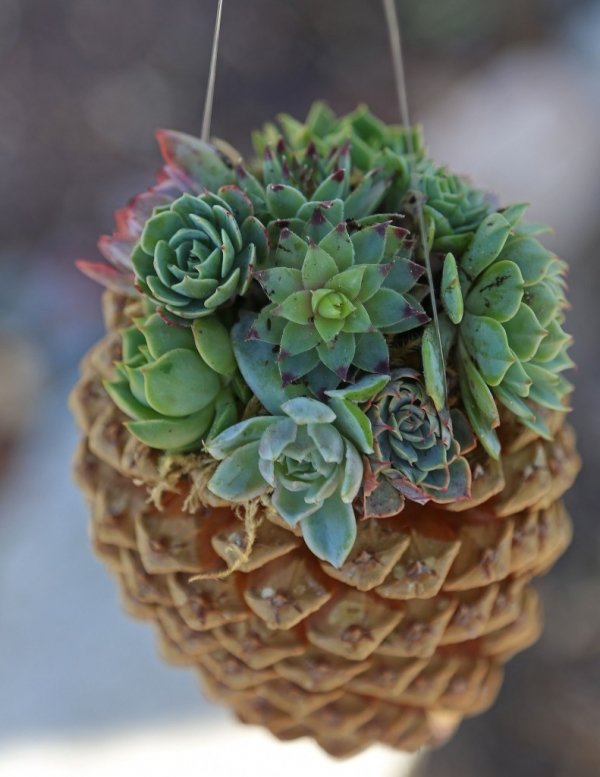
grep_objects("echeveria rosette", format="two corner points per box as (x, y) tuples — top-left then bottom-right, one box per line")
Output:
(206, 388), (384, 568)
(440, 207), (573, 458)
(251, 103), (493, 250)
(253, 102), (425, 182)
(104, 312), (248, 452)
(236, 149), (396, 232)
(131, 188), (268, 322)
(77, 131), (236, 295)
(362, 369), (475, 518)
(244, 220), (428, 400)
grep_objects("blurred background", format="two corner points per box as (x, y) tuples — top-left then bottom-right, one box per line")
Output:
(0, 0), (598, 775)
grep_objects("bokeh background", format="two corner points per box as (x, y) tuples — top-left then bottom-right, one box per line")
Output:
(0, 1), (598, 775)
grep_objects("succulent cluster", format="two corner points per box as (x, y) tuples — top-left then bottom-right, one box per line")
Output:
(80, 103), (573, 567)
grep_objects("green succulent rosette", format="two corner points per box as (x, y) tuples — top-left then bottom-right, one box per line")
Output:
(437, 207), (573, 457)
(243, 220), (428, 398)
(132, 188), (268, 321)
(362, 368), (475, 518)
(206, 394), (378, 567)
(104, 312), (248, 452)
(252, 102), (493, 250)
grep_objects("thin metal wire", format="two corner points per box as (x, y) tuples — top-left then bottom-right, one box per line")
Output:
(382, 0), (447, 404)
(201, 0), (225, 142)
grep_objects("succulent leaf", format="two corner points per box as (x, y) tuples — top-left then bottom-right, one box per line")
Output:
(251, 220), (426, 393)
(106, 313), (246, 452)
(301, 497), (357, 568)
(440, 253), (464, 324)
(134, 189), (267, 321)
(207, 398), (364, 566)
(364, 369), (472, 517)
(452, 206), (572, 449)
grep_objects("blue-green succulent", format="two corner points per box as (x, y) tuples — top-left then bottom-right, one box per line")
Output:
(363, 369), (475, 517)
(436, 207), (573, 457)
(206, 393), (380, 567)
(132, 188), (268, 321)
(242, 220), (428, 398)
(104, 312), (248, 452)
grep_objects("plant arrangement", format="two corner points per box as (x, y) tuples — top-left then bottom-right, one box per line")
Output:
(72, 103), (579, 757)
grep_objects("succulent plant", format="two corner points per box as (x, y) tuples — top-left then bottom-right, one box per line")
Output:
(236, 143), (397, 229)
(252, 103), (493, 247)
(253, 102), (425, 177)
(131, 188), (268, 322)
(362, 368), (474, 517)
(104, 311), (247, 452)
(241, 220), (428, 400)
(440, 207), (573, 457)
(206, 389), (383, 567)
(77, 131), (236, 295)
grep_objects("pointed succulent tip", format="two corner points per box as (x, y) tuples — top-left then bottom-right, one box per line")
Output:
(335, 222), (348, 233)
(76, 260), (137, 295)
(311, 208), (327, 225)
(154, 128), (171, 153)
(264, 146), (273, 160)
(306, 142), (317, 157)
(270, 183), (285, 192)
(276, 138), (286, 153)
(281, 372), (297, 387)
(331, 169), (346, 182)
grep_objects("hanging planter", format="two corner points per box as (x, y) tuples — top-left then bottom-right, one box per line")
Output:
(70, 2), (580, 758)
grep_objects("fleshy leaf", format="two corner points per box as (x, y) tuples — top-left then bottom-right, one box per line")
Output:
(350, 222), (388, 265)
(208, 441), (269, 500)
(191, 317), (236, 376)
(318, 223), (355, 271)
(461, 313), (514, 386)
(127, 406), (214, 452)
(301, 244), (339, 289)
(326, 374), (390, 402)
(282, 397), (336, 425)
(232, 315), (304, 414)
(460, 213), (511, 283)
(266, 183), (307, 219)
(439, 252), (463, 326)
(255, 267), (304, 304)
(156, 130), (235, 190)
(142, 349), (220, 416)
(353, 331), (389, 373)
(499, 236), (550, 286)
(458, 367), (501, 460)
(207, 416), (276, 459)
(328, 397), (374, 454)
(421, 324), (446, 411)
(503, 304), (546, 361)
(466, 259), (524, 322)
(301, 496), (357, 568)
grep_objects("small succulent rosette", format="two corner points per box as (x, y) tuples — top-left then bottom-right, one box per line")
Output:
(80, 103), (574, 568)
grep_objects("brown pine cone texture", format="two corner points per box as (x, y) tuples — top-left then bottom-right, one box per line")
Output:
(70, 292), (580, 758)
